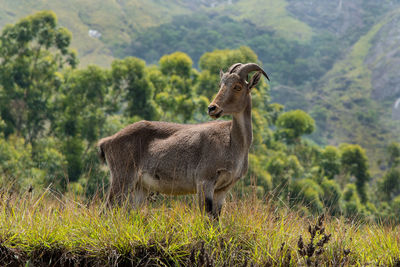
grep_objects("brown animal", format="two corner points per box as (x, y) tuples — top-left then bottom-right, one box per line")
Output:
(98, 63), (269, 218)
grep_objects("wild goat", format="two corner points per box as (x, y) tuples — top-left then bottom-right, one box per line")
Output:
(98, 63), (269, 218)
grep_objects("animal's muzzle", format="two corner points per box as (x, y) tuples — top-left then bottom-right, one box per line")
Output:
(208, 105), (223, 118)
(208, 105), (217, 113)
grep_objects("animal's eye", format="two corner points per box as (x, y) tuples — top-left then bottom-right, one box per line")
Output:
(234, 85), (242, 91)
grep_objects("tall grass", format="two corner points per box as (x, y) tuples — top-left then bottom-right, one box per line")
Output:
(0, 188), (399, 266)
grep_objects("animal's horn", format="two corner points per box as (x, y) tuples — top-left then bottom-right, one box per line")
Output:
(228, 63), (242, 74)
(238, 63), (270, 81)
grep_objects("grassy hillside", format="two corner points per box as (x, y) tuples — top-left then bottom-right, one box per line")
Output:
(0, 0), (192, 67)
(1, 192), (399, 266)
(216, 0), (313, 42)
(0, 0), (316, 67)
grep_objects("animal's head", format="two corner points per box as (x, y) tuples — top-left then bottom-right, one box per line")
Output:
(208, 63), (270, 119)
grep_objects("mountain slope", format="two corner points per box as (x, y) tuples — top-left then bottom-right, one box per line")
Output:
(309, 8), (400, 171)
(0, 0), (194, 66)
(0, 0), (317, 67)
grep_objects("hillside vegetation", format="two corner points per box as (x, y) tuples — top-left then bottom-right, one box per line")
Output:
(1, 11), (400, 224)
(1, 6), (400, 265)
(2, 0), (399, 167)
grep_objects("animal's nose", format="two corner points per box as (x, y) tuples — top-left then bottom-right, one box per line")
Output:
(208, 105), (217, 113)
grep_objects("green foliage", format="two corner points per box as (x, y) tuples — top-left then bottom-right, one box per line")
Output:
(320, 178), (342, 215)
(247, 153), (272, 193)
(129, 12), (340, 87)
(343, 183), (363, 217)
(391, 195), (400, 222)
(387, 142), (400, 168)
(0, 135), (44, 191)
(290, 178), (323, 213)
(379, 168), (400, 201)
(267, 153), (303, 194)
(33, 137), (67, 191)
(319, 146), (341, 180)
(159, 52), (193, 78)
(276, 110), (315, 144)
(62, 136), (84, 183)
(340, 144), (370, 203)
(199, 46), (258, 75)
(0, 11), (77, 145)
(111, 57), (157, 120)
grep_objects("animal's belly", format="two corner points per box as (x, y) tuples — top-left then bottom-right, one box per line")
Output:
(140, 173), (196, 195)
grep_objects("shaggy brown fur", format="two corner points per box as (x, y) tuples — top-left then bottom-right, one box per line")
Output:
(98, 63), (269, 218)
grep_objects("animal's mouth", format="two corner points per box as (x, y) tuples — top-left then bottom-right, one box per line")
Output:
(210, 110), (223, 119)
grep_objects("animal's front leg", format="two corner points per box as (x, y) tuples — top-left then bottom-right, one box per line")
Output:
(212, 170), (234, 219)
(197, 181), (215, 216)
(132, 185), (149, 209)
(213, 190), (228, 219)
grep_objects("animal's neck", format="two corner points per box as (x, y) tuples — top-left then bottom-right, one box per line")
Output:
(231, 95), (252, 151)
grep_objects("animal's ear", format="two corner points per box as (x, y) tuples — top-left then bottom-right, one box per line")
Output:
(248, 71), (262, 91)
(220, 69), (224, 78)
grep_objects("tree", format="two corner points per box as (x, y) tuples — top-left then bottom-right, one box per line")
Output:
(0, 11), (77, 146)
(159, 52), (193, 78)
(343, 183), (363, 217)
(275, 110), (315, 144)
(391, 195), (400, 223)
(54, 65), (110, 183)
(319, 146), (341, 179)
(387, 142), (400, 168)
(111, 57), (157, 120)
(156, 52), (210, 123)
(340, 144), (370, 204)
(320, 178), (342, 215)
(379, 168), (400, 201)
(267, 153), (304, 194)
(290, 178), (324, 213)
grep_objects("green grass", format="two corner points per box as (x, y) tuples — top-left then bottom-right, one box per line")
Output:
(217, 0), (313, 42)
(0, 189), (399, 266)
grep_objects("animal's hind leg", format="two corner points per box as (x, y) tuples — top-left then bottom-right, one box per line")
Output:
(107, 171), (133, 207)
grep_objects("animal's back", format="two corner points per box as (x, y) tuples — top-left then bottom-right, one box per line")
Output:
(98, 120), (231, 165)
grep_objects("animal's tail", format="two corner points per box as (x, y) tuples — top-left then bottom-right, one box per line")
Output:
(97, 140), (107, 164)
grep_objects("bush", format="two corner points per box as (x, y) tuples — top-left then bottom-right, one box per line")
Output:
(343, 184), (364, 217)
(319, 146), (341, 179)
(276, 110), (315, 144)
(290, 178), (324, 213)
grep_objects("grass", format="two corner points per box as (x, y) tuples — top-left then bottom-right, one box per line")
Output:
(0, 188), (399, 266)
(217, 0), (313, 42)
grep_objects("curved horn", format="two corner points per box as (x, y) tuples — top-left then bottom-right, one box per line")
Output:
(238, 63), (270, 81)
(228, 63), (242, 74)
